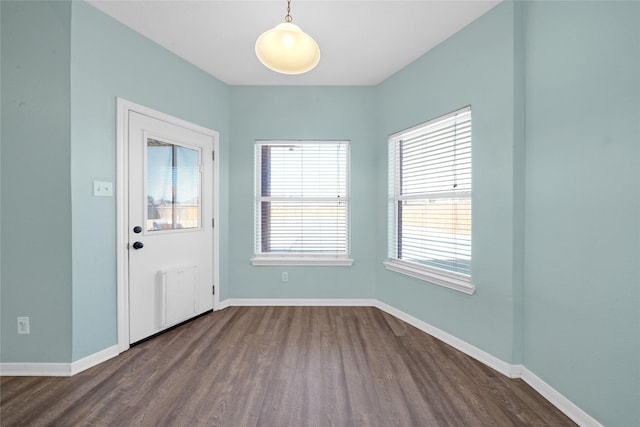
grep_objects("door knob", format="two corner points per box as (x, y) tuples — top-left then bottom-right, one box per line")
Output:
(133, 226), (142, 233)
(132, 241), (144, 250)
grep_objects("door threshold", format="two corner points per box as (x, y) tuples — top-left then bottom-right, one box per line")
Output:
(130, 310), (213, 347)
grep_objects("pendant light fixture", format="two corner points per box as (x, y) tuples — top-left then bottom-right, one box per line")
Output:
(255, 0), (320, 75)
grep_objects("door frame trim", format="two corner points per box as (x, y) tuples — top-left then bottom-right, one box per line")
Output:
(116, 98), (220, 353)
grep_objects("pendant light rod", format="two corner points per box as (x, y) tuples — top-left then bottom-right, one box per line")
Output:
(285, 0), (292, 22)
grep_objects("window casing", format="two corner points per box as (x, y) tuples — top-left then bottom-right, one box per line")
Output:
(384, 107), (474, 294)
(252, 140), (352, 266)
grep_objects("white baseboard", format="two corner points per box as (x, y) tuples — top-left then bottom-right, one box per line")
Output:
(372, 302), (602, 426)
(519, 367), (603, 427)
(70, 345), (119, 376)
(0, 345), (119, 377)
(0, 362), (74, 377)
(372, 300), (517, 378)
(220, 297), (602, 426)
(218, 298), (377, 308)
(3, 299), (602, 426)
(221, 298), (517, 378)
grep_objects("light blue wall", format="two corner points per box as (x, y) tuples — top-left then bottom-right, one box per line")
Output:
(523, 1), (640, 425)
(228, 86), (377, 299)
(0, 0), (230, 363)
(1, 1), (73, 363)
(375, 1), (521, 364)
(2, 1), (639, 425)
(69, 1), (230, 360)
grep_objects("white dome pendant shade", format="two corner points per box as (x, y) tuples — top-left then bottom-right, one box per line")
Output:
(255, 1), (320, 75)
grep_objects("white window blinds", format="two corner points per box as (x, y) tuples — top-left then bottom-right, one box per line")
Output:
(389, 106), (472, 278)
(255, 141), (349, 257)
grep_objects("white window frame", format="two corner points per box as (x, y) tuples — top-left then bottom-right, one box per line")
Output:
(251, 140), (353, 266)
(384, 107), (475, 295)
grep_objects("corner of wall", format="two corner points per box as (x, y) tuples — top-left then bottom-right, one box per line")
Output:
(1, 0), (74, 364)
(510, 0), (527, 365)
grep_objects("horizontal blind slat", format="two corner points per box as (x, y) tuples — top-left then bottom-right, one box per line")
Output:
(389, 107), (472, 276)
(256, 141), (350, 254)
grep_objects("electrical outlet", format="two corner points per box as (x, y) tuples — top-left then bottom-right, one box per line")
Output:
(17, 317), (30, 334)
(282, 272), (288, 282)
(93, 181), (113, 197)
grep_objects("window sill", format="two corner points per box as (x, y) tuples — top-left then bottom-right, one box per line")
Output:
(252, 255), (354, 267)
(383, 260), (475, 295)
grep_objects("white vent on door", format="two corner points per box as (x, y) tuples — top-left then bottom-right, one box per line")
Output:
(160, 266), (198, 327)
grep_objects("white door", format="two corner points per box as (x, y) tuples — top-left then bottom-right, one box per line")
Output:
(128, 111), (214, 343)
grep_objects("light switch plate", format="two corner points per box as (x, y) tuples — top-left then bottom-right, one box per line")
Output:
(93, 181), (113, 197)
(17, 317), (30, 334)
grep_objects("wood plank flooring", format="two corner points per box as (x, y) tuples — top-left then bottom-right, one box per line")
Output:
(1, 306), (575, 426)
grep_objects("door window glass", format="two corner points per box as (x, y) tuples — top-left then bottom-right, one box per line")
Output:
(147, 139), (200, 231)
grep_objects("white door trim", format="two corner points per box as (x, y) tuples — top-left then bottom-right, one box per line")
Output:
(116, 98), (220, 353)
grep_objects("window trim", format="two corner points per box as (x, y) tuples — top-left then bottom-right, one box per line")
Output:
(386, 106), (474, 294)
(383, 259), (474, 294)
(251, 254), (353, 266)
(252, 140), (353, 267)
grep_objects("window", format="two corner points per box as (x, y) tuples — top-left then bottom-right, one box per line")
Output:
(384, 107), (474, 294)
(252, 140), (352, 266)
(146, 139), (200, 231)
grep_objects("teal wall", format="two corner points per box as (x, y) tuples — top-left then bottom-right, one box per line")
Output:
(0, 1), (229, 363)
(375, 1), (522, 364)
(69, 1), (229, 360)
(1, 1), (73, 363)
(1, 1), (639, 425)
(523, 1), (640, 425)
(228, 86), (377, 299)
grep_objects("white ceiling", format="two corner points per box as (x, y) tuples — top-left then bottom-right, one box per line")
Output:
(87, 0), (502, 86)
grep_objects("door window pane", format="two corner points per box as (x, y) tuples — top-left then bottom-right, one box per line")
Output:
(147, 139), (200, 231)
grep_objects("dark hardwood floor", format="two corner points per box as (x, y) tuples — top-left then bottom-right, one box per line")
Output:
(1, 306), (574, 426)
